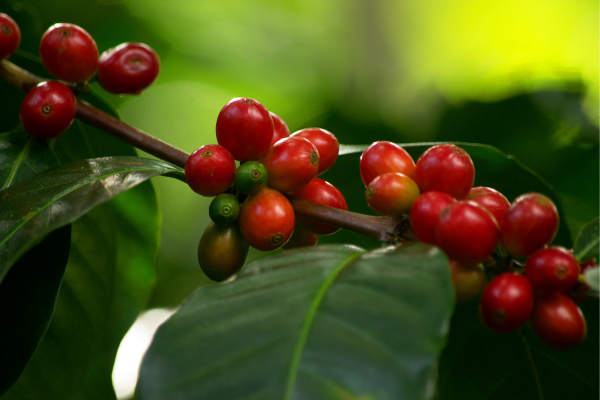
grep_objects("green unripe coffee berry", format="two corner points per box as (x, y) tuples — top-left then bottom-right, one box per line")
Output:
(209, 193), (240, 225)
(198, 222), (249, 282)
(234, 161), (268, 195)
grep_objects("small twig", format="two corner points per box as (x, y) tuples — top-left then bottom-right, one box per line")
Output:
(0, 59), (416, 242)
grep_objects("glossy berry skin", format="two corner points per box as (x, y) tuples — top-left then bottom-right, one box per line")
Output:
(216, 98), (274, 162)
(529, 292), (586, 350)
(413, 144), (475, 199)
(291, 128), (339, 175)
(500, 193), (559, 258)
(209, 193), (240, 226)
(40, 23), (98, 83)
(198, 222), (249, 282)
(525, 246), (579, 293)
(465, 187), (511, 225)
(365, 172), (420, 217)
(270, 112), (290, 145)
(234, 161), (268, 195)
(20, 81), (76, 139)
(291, 178), (348, 235)
(480, 272), (534, 333)
(185, 144), (236, 196)
(260, 136), (319, 192)
(409, 191), (456, 245)
(360, 141), (415, 186)
(435, 201), (500, 266)
(449, 260), (487, 303)
(98, 42), (160, 94)
(239, 187), (295, 251)
(283, 228), (319, 250)
(0, 13), (20, 60)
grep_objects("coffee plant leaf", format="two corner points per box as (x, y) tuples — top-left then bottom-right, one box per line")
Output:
(573, 217), (599, 262)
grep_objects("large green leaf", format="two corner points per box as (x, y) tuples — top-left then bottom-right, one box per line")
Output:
(573, 217), (599, 262)
(139, 243), (454, 400)
(0, 224), (71, 396)
(436, 299), (599, 400)
(338, 142), (572, 247)
(0, 156), (182, 282)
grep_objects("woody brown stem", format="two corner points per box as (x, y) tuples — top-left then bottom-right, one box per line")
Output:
(0, 59), (416, 242)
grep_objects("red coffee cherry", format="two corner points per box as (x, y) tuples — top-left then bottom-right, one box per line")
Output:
(449, 260), (487, 303)
(365, 172), (420, 217)
(98, 42), (160, 94)
(413, 144), (475, 199)
(360, 141), (415, 186)
(40, 23), (98, 83)
(525, 246), (579, 293)
(409, 191), (456, 245)
(239, 187), (295, 251)
(529, 292), (587, 350)
(291, 128), (339, 175)
(0, 13), (20, 60)
(290, 178), (348, 235)
(19, 81), (77, 139)
(500, 193), (559, 258)
(185, 144), (236, 196)
(465, 187), (511, 225)
(216, 98), (274, 162)
(270, 112), (290, 145)
(435, 201), (500, 266)
(283, 227), (319, 250)
(480, 272), (534, 333)
(260, 136), (319, 192)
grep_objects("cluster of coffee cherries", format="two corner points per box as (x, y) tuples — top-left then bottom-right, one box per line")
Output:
(0, 14), (160, 139)
(359, 141), (593, 350)
(186, 97), (346, 281)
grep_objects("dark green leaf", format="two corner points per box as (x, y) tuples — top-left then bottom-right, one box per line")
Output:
(573, 218), (599, 262)
(338, 142), (572, 247)
(436, 299), (599, 400)
(0, 224), (71, 396)
(0, 156), (182, 283)
(0, 129), (60, 191)
(139, 243), (454, 400)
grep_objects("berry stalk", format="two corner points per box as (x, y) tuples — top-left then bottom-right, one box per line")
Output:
(0, 59), (416, 242)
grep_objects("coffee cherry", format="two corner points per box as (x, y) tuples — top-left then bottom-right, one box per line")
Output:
(449, 260), (487, 303)
(260, 136), (319, 192)
(209, 193), (240, 226)
(290, 178), (348, 235)
(270, 112), (290, 145)
(529, 292), (586, 350)
(291, 128), (339, 175)
(409, 191), (456, 245)
(239, 187), (295, 251)
(0, 13), (20, 60)
(283, 228), (319, 250)
(480, 272), (534, 333)
(40, 23), (98, 83)
(435, 201), (500, 266)
(365, 172), (420, 217)
(413, 144), (475, 199)
(19, 81), (77, 139)
(525, 246), (579, 293)
(360, 141), (415, 187)
(216, 98), (273, 162)
(185, 144), (236, 196)
(198, 222), (249, 282)
(465, 187), (511, 225)
(98, 42), (160, 94)
(234, 161), (268, 195)
(500, 193), (559, 258)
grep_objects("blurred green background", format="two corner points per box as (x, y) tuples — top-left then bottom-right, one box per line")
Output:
(3, 0), (597, 308)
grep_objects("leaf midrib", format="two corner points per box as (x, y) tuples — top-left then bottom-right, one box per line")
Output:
(2, 137), (33, 191)
(283, 251), (362, 400)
